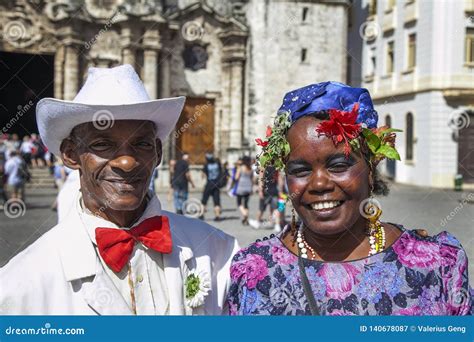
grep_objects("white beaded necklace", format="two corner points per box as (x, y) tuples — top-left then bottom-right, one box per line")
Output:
(296, 224), (386, 259)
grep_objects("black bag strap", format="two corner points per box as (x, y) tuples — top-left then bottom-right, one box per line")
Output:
(298, 254), (321, 315)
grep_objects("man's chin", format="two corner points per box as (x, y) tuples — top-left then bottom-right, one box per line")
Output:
(106, 194), (146, 212)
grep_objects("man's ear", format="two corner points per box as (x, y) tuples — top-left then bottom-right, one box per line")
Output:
(60, 138), (81, 170)
(155, 138), (163, 166)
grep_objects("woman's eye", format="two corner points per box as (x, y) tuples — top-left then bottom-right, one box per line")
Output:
(329, 163), (350, 172)
(290, 169), (311, 177)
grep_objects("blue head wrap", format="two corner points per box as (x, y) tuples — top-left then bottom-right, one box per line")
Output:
(277, 81), (378, 129)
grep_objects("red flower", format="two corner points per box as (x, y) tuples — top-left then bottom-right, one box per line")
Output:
(255, 138), (269, 148)
(265, 126), (273, 137)
(316, 103), (362, 156)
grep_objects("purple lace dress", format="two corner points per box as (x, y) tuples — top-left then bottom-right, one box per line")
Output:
(227, 225), (472, 315)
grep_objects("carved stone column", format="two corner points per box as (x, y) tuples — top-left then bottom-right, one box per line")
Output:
(219, 31), (247, 162)
(63, 44), (80, 100)
(54, 45), (65, 99)
(121, 25), (136, 67)
(142, 29), (160, 99)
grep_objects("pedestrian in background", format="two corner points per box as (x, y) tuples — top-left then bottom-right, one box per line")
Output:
(0, 152), (7, 209)
(148, 166), (159, 194)
(51, 159), (69, 211)
(167, 158), (176, 202)
(227, 158), (241, 197)
(250, 165), (282, 232)
(234, 156), (253, 225)
(171, 153), (194, 214)
(4, 150), (28, 202)
(201, 153), (222, 221)
(20, 135), (34, 167)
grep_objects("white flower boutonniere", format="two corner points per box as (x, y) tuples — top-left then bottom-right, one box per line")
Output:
(185, 270), (211, 308)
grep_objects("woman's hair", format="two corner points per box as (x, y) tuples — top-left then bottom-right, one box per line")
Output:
(241, 156), (252, 169)
(291, 111), (390, 196)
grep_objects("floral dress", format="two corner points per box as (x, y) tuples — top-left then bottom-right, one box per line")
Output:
(227, 225), (472, 315)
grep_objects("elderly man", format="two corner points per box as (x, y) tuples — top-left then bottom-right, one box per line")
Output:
(0, 64), (238, 315)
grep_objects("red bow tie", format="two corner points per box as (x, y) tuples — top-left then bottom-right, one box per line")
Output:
(95, 216), (172, 273)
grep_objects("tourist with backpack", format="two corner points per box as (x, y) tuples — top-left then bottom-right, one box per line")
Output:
(201, 153), (222, 221)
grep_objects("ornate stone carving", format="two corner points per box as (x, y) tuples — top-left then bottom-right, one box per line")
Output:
(1, 13), (42, 48)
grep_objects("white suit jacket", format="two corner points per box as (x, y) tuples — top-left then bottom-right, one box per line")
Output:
(0, 194), (239, 315)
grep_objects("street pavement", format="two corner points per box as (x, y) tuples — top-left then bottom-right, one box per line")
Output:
(1, 183), (473, 283)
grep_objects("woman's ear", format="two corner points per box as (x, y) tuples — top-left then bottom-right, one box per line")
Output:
(60, 138), (81, 170)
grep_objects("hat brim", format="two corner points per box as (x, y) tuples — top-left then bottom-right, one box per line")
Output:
(36, 96), (185, 156)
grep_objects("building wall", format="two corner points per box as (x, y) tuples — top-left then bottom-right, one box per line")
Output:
(351, 0), (474, 188)
(245, 0), (349, 147)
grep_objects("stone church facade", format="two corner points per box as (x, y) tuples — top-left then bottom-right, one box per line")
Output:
(0, 0), (350, 168)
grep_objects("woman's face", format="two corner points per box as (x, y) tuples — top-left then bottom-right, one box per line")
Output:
(285, 116), (371, 236)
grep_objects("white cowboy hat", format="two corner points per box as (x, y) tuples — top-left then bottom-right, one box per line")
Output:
(36, 64), (185, 155)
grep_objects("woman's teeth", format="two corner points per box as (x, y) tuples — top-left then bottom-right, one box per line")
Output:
(310, 201), (342, 210)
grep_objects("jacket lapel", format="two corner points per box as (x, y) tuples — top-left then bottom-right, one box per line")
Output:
(57, 191), (131, 315)
(79, 260), (132, 315)
(163, 243), (194, 315)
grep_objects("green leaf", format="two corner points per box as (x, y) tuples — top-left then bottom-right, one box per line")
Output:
(362, 128), (380, 153)
(376, 144), (401, 160)
(259, 154), (270, 167)
(283, 142), (291, 155)
(380, 128), (403, 134)
(349, 138), (360, 150)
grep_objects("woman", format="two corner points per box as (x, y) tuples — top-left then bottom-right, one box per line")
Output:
(227, 82), (471, 315)
(234, 156), (254, 225)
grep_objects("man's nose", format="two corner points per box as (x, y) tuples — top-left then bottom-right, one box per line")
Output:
(109, 155), (139, 173)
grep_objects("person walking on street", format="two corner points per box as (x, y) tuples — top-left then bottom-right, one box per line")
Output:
(250, 165), (282, 232)
(172, 153), (195, 215)
(201, 153), (222, 221)
(234, 156), (253, 225)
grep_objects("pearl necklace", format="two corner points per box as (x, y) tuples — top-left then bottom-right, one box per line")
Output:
(296, 224), (386, 259)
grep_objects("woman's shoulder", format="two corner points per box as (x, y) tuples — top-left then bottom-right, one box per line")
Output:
(390, 225), (468, 268)
(231, 232), (296, 265)
(402, 227), (465, 250)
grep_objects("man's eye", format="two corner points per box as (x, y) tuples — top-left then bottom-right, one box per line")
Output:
(135, 141), (153, 148)
(91, 142), (111, 147)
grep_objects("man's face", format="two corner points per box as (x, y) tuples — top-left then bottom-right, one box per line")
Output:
(62, 120), (161, 214)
